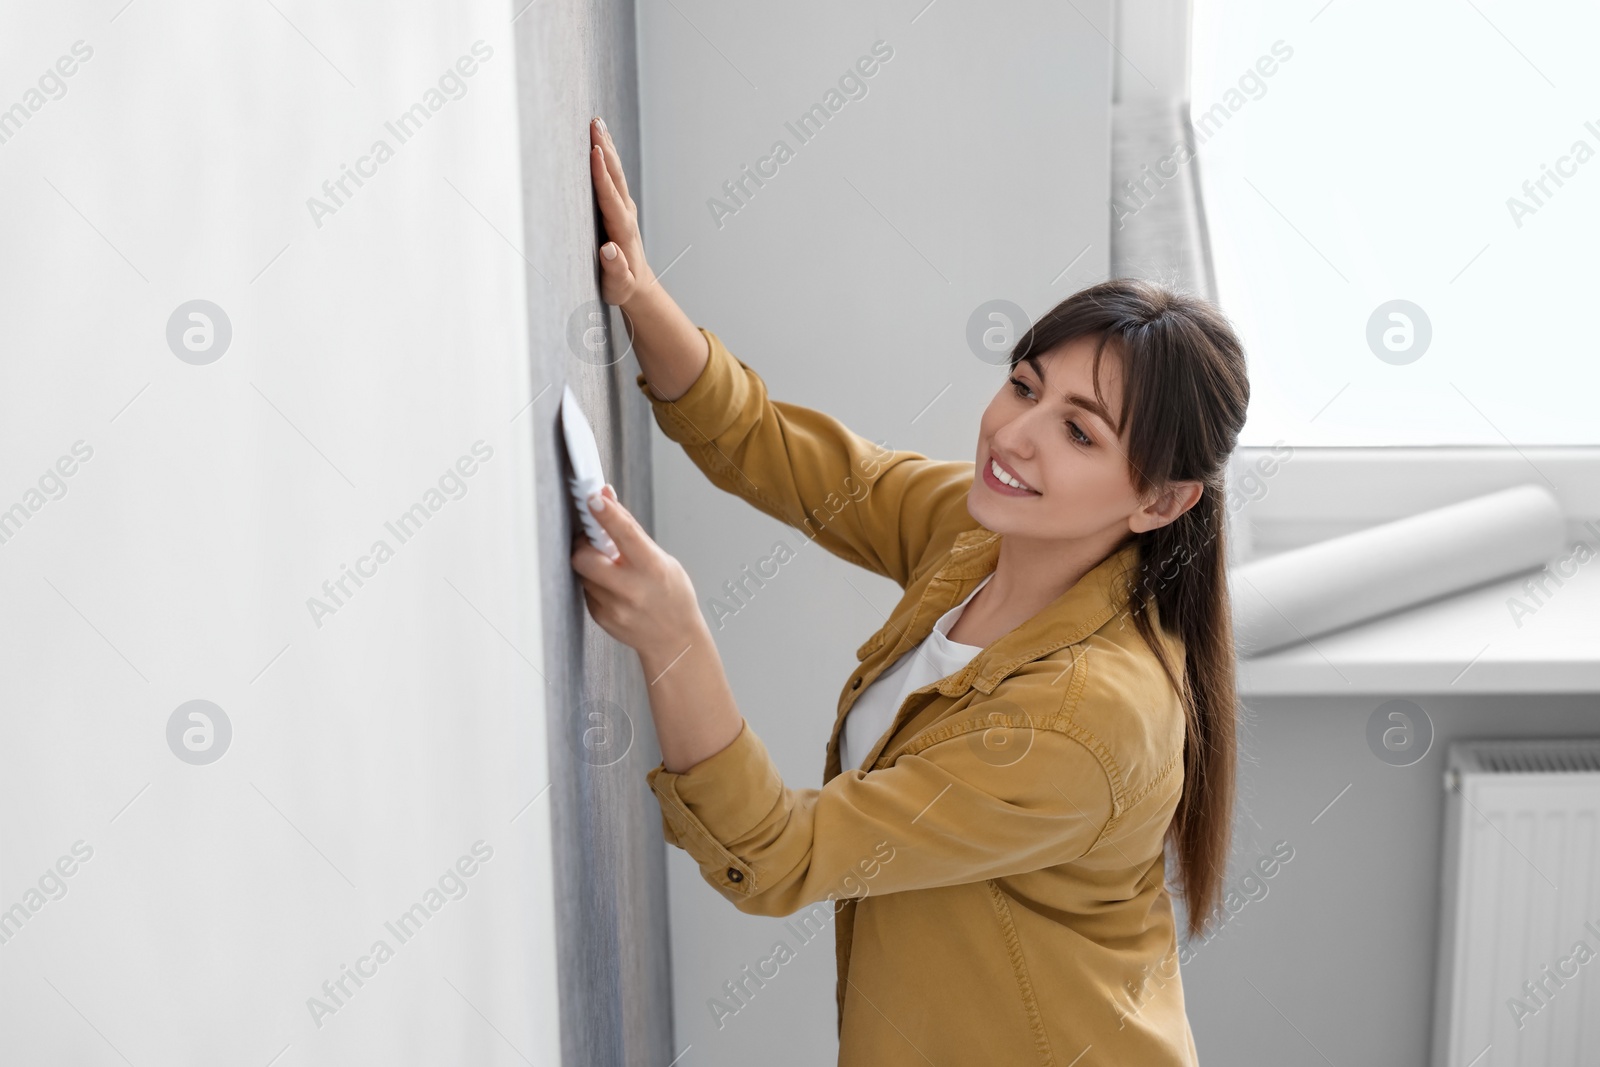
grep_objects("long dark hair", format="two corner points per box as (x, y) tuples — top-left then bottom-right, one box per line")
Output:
(1010, 278), (1249, 940)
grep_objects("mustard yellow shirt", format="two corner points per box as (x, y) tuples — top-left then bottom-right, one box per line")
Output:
(638, 328), (1198, 1066)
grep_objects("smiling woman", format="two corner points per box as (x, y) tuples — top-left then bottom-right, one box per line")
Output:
(576, 110), (1251, 1066)
(574, 109), (1254, 1063)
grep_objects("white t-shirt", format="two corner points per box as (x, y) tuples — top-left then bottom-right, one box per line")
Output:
(840, 573), (995, 773)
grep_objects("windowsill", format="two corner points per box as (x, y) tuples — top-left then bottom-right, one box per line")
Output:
(1230, 446), (1600, 696)
(1237, 557), (1600, 695)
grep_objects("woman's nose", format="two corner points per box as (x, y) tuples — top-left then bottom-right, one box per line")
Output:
(992, 417), (1039, 458)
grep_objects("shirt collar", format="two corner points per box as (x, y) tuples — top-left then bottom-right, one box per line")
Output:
(929, 526), (1145, 696)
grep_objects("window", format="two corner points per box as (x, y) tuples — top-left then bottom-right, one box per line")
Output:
(1190, 0), (1600, 447)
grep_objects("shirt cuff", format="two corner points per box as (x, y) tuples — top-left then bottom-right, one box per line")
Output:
(633, 327), (751, 445)
(645, 718), (784, 899)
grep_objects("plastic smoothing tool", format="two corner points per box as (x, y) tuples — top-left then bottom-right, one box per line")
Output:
(559, 384), (617, 560)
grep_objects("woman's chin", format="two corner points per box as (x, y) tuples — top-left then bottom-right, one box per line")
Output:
(966, 483), (1025, 534)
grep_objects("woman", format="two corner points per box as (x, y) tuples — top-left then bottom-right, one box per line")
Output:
(572, 116), (1249, 1066)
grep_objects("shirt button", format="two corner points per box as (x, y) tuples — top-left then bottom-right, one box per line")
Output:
(852, 677), (862, 689)
(727, 868), (744, 882)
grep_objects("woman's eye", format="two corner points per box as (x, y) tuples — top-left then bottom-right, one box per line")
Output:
(1012, 376), (1090, 445)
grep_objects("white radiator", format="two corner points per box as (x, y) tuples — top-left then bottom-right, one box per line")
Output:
(1432, 739), (1600, 1067)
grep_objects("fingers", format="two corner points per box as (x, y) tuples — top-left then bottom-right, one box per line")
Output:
(569, 484), (640, 597)
(598, 239), (631, 278)
(585, 484), (647, 558)
(591, 141), (624, 215)
(591, 117), (631, 203)
(589, 119), (631, 217)
(589, 117), (649, 305)
(590, 143), (635, 284)
(597, 241), (635, 306)
(570, 535), (620, 592)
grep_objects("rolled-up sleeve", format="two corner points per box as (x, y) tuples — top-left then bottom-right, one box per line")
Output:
(645, 715), (1116, 917)
(636, 327), (973, 588)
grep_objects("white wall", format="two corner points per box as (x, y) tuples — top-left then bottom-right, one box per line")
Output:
(635, 3), (1113, 1062)
(0, 3), (561, 1063)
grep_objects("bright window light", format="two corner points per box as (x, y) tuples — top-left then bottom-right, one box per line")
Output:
(1190, 0), (1600, 446)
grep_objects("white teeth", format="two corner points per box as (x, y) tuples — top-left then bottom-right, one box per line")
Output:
(990, 458), (1032, 492)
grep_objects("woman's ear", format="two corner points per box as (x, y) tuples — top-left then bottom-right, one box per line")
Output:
(1130, 480), (1204, 534)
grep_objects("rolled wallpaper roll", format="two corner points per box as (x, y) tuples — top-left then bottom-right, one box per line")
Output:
(1231, 484), (1566, 657)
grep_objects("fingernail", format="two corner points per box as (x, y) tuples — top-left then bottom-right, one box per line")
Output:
(589, 491), (607, 512)
(601, 243), (617, 261)
(595, 116), (607, 132)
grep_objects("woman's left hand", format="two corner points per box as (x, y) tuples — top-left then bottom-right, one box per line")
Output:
(570, 484), (704, 658)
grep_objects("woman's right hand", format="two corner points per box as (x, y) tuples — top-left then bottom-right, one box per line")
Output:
(590, 117), (653, 307)
(586, 115), (706, 399)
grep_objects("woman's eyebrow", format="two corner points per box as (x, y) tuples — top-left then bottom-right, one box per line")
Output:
(1022, 354), (1118, 432)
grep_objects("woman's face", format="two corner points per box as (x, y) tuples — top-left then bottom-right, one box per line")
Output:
(967, 336), (1155, 545)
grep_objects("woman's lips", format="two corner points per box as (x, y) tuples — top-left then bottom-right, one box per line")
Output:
(983, 454), (1040, 496)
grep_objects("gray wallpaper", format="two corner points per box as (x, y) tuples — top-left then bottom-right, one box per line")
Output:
(512, 2), (672, 1064)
